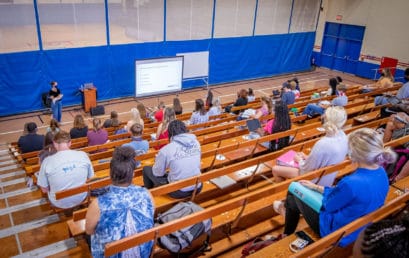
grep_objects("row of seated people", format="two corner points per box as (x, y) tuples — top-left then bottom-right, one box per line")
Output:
(17, 79), (400, 171)
(103, 122), (409, 257)
(18, 77), (404, 256)
(90, 125), (406, 257)
(34, 102), (408, 256)
(13, 74), (374, 155)
(16, 81), (402, 181)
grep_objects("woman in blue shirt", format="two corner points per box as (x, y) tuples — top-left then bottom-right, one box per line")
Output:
(86, 146), (154, 257)
(282, 128), (397, 246)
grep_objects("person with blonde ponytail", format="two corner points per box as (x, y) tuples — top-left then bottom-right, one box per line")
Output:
(278, 127), (396, 247)
(272, 106), (349, 182)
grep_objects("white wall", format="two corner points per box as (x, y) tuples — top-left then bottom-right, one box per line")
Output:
(315, 0), (409, 64)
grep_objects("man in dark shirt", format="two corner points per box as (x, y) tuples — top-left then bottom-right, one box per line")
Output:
(18, 122), (45, 153)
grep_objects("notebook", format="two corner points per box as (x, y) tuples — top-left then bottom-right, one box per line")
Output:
(288, 182), (323, 212)
(276, 150), (299, 168)
(246, 119), (261, 133)
(210, 175), (237, 189)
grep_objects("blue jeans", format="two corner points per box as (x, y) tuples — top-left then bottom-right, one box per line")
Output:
(51, 100), (62, 122)
(302, 104), (324, 117)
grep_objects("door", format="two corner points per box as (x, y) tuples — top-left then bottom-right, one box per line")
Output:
(320, 22), (365, 74)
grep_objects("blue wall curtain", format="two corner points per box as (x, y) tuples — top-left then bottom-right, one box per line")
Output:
(0, 32), (315, 116)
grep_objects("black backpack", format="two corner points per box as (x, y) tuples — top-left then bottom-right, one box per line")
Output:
(155, 201), (212, 255)
(270, 136), (290, 152)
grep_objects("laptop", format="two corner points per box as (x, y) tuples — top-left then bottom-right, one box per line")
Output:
(246, 119), (261, 133)
(84, 82), (94, 89)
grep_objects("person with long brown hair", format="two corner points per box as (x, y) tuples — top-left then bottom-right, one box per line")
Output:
(46, 118), (60, 134)
(70, 114), (88, 139)
(190, 99), (209, 125)
(155, 107), (176, 150)
(173, 97), (183, 115)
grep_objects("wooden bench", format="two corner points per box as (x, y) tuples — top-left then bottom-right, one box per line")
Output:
(290, 190), (409, 258)
(103, 161), (354, 257)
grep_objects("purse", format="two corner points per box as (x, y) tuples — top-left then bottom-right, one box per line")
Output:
(241, 237), (277, 257)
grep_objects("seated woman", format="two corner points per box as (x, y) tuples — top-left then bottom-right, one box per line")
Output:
(47, 119), (60, 135)
(289, 80), (300, 99)
(279, 128), (396, 247)
(70, 114), (88, 139)
(326, 77), (339, 96)
(383, 112), (409, 182)
(247, 88), (256, 102)
(87, 118), (109, 146)
(86, 146), (154, 257)
(208, 98), (222, 117)
(256, 103), (292, 150)
(173, 97), (183, 115)
(225, 89), (248, 114)
(137, 102), (149, 119)
(353, 213), (409, 257)
(142, 120), (202, 199)
(363, 67), (394, 93)
(103, 111), (120, 128)
(155, 107), (176, 150)
(383, 112), (409, 143)
(190, 99), (209, 125)
(302, 100), (331, 118)
(272, 106), (348, 183)
(249, 96), (272, 120)
(205, 89), (214, 108)
(38, 132), (57, 164)
(126, 108), (144, 131)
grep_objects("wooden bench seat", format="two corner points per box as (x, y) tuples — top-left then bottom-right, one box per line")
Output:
(103, 161), (353, 256)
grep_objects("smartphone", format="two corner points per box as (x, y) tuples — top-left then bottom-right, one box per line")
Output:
(295, 231), (314, 244)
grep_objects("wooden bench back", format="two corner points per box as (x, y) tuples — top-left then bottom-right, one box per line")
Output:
(104, 160), (352, 256)
(292, 192), (409, 258)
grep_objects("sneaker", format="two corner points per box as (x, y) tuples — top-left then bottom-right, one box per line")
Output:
(273, 200), (286, 217)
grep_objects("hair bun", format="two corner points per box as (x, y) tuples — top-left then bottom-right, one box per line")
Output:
(378, 147), (397, 165)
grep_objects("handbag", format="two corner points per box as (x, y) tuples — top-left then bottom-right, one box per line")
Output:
(241, 237), (277, 257)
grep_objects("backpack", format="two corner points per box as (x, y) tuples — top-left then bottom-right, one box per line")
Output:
(270, 136), (290, 152)
(155, 201), (212, 254)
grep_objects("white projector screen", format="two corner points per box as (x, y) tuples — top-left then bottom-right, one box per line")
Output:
(135, 56), (183, 97)
(177, 51), (209, 79)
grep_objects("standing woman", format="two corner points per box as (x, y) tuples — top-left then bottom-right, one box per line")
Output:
(86, 146), (154, 257)
(49, 81), (63, 122)
(280, 128), (396, 246)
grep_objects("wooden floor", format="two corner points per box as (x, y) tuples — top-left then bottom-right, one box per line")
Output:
(0, 68), (374, 257)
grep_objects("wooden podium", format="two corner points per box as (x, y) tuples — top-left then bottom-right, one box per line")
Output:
(83, 88), (97, 112)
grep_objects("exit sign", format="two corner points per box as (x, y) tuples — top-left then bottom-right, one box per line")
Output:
(336, 15), (343, 21)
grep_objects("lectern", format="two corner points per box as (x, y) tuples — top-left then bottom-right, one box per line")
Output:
(83, 88), (97, 112)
